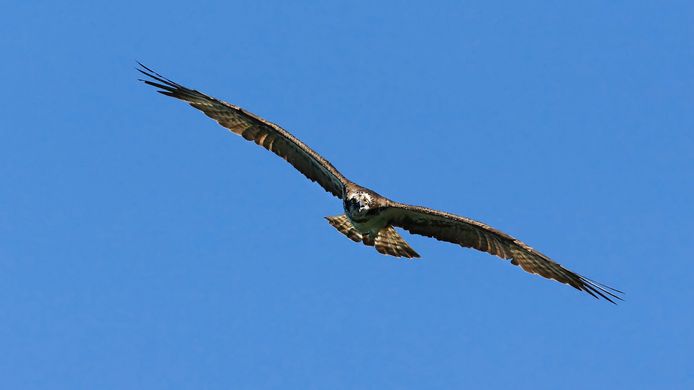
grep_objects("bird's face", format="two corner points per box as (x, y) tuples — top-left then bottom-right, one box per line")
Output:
(345, 192), (373, 217)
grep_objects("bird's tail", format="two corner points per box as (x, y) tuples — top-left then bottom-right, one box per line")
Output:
(325, 215), (420, 258)
(325, 215), (363, 243)
(374, 226), (420, 258)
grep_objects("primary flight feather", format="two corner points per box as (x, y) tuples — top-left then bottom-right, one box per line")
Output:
(137, 63), (623, 303)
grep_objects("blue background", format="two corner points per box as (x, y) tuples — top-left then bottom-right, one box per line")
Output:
(2, 1), (692, 388)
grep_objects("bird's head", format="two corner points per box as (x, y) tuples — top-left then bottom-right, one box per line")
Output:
(345, 191), (373, 215)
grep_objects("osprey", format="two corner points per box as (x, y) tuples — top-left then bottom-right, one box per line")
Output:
(138, 63), (622, 303)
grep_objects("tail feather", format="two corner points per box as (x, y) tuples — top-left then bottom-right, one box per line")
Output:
(325, 215), (420, 258)
(375, 226), (420, 258)
(325, 215), (362, 243)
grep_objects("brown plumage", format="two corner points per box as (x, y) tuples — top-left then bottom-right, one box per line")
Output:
(137, 63), (348, 199)
(138, 63), (623, 303)
(326, 215), (419, 258)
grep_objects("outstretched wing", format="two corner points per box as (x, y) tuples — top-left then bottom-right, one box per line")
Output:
(137, 63), (350, 199)
(385, 203), (623, 303)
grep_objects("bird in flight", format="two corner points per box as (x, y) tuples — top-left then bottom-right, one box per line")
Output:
(138, 63), (622, 303)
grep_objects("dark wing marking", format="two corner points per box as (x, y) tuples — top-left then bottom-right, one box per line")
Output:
(385, 203), (623, 303)
(137, 63), (350, 199)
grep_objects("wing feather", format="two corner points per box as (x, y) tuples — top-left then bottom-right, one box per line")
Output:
(385, 203), (623, 303)
(137, 63), (349, 199)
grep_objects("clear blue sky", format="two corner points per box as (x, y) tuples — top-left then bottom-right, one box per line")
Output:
(1, 1), (692, 389)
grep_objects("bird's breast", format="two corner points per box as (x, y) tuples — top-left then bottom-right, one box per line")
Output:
(346, 208), (387, 235)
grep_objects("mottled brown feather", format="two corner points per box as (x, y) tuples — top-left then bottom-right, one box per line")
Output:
(374, 226), (420, 258)
(137, 63), (349, 199)
(325, 215), (363, 243)
(325, 216), (420, 258)
(385, 203), (622, 303)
